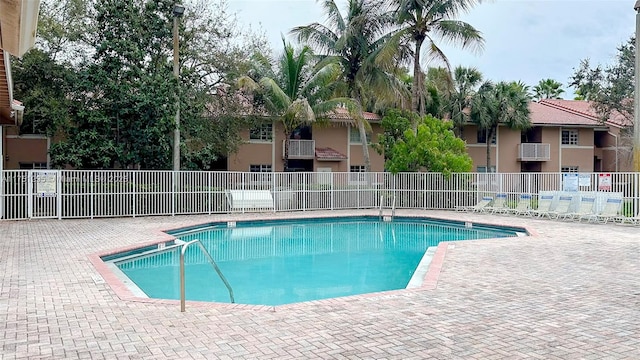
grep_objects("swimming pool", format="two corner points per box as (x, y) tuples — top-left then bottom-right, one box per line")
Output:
(106, 216), (525, 306)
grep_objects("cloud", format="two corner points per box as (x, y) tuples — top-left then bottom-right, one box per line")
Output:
(231, 0), (636, 98)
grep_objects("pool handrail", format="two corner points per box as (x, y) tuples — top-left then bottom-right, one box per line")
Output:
(379, 193), (397, 221)
(180, 239), (235, 312)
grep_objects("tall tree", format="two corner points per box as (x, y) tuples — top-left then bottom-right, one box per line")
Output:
(50, 0), (177, 169)
(33, 0), (265, 169)
(393, 0), (484, 119)
(239, 41), (353, 170)
(569, 36), (636, 170)
(470, 81), (531, 171)
(36, 0), (93, 63)
(533, 78), (565, 101)
(11, 49), (75, 136)
(446, 66), (483, 137)
(291, 0), (406, 171)
(569, 37), (634, 123)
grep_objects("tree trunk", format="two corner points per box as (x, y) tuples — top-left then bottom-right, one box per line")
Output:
(485, 127), (494, 172)
(283, 130), (291, 171)
(358, 120), (371, 172)
(411, 37), (425, 130)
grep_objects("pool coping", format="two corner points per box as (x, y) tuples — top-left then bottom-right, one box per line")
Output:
(88, 212), (537, 312)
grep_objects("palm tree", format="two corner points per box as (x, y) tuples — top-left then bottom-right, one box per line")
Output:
(470, 81), (531, 171)
(239, 40), (353, 170)
(393, 0), (484, 118)
(291, 0), (407, 171)
(533, 78), (565, 101)
(447, 66), (483, 137)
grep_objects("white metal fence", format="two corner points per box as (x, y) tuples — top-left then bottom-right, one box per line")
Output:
(1, 170), (639, 220)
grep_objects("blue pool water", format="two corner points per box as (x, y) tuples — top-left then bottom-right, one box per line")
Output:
(110, 217), (524, 306)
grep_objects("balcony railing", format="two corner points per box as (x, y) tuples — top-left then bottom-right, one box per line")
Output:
(518, 143), (550, 161)
(283, 140), (315, 159)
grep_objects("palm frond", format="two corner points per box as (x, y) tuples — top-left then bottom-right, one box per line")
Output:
(290, 23), (338, 54)
(259, 77), (292, 111)
(237, 75), (260, 93)
(424, 40), (452, 71)
(286, 98), (317, 124)
(322, 0), (346, 33)
(432, 20), (484, 54)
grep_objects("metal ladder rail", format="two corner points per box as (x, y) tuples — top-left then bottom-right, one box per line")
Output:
(391, 193), (396, 220)
(379, 193), (398, 221)
(180, 239), (235, 312)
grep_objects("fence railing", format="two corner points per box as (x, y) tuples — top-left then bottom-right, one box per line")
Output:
(1, 170), (639, 220)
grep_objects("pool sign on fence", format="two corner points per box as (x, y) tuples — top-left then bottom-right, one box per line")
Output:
(36, 171), (57, 197)
(598, 173), (612, 191)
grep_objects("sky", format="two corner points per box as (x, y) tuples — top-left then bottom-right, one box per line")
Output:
(228, 0), (636, 99)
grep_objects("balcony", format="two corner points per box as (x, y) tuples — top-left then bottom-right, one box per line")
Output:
(282, 140), (315, 159)
(517, 143), (550, 161)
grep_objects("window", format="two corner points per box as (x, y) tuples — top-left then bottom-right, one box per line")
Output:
(476, 166), (496, 173)
(561, 166), (579, 173)
(249, 124), (272, 141)
(350, 128), (366, 144)
(561, 129), (578, 145)
(249, 164), (272, 172)
(350, 165), (366, 172)
(19, 162), (47, 169)
(477, 129), (496, 144)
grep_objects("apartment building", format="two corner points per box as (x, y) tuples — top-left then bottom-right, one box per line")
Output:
(231, 99), (632, 174)
(2, 98), (631, 173)
(463, 99), (633, 173)
(227, 108), (386, 173)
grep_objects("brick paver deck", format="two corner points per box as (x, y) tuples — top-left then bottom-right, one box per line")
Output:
(1, 210), (639, 359)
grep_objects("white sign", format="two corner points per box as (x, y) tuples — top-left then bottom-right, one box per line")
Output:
(562, 173), (579, 191)
(578, 174), (591, 187)
(36, 172), (57, 197)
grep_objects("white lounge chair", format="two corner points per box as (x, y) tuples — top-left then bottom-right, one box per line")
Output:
(528, 194), (554, 218)
(590, 197), (623, 224)
(560, 196), (596, 221)
(545, 196), (574, 219)
(485, 193), (509, 214)
(456, 196), (493, 212)
(507, 194), (532, 216)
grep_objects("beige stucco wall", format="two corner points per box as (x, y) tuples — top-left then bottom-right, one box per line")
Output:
(227, 127), (275, 172)
(313, 124), (348, 172)
(463, 124), (497, 171)
(346, 124), (384, 172)
(2, 126), (49, 169)
(540, 127), (560, 172)
(496, 126), (521, 173)
(559, 127), (594, 172)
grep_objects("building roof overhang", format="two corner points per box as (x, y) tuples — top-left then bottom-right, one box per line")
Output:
(0, 0), (41, 58)
(0, 0), (40, 126)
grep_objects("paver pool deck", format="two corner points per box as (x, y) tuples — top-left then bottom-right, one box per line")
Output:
(1, 209), (639, 359)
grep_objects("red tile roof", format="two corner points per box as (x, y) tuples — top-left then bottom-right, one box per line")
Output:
(315, 147), (347, 161)
(327, 107), (380, 122)
(538, 99), (632, 128)
(529, 101), (602, 127)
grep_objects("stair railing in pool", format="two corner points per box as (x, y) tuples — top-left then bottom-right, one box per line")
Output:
(391, 193), (396, 220)
(180, 239), (235, 312)
(378, 193), (397, 221)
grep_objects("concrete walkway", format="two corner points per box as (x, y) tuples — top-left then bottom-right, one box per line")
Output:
(1, 210), (639, 359)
